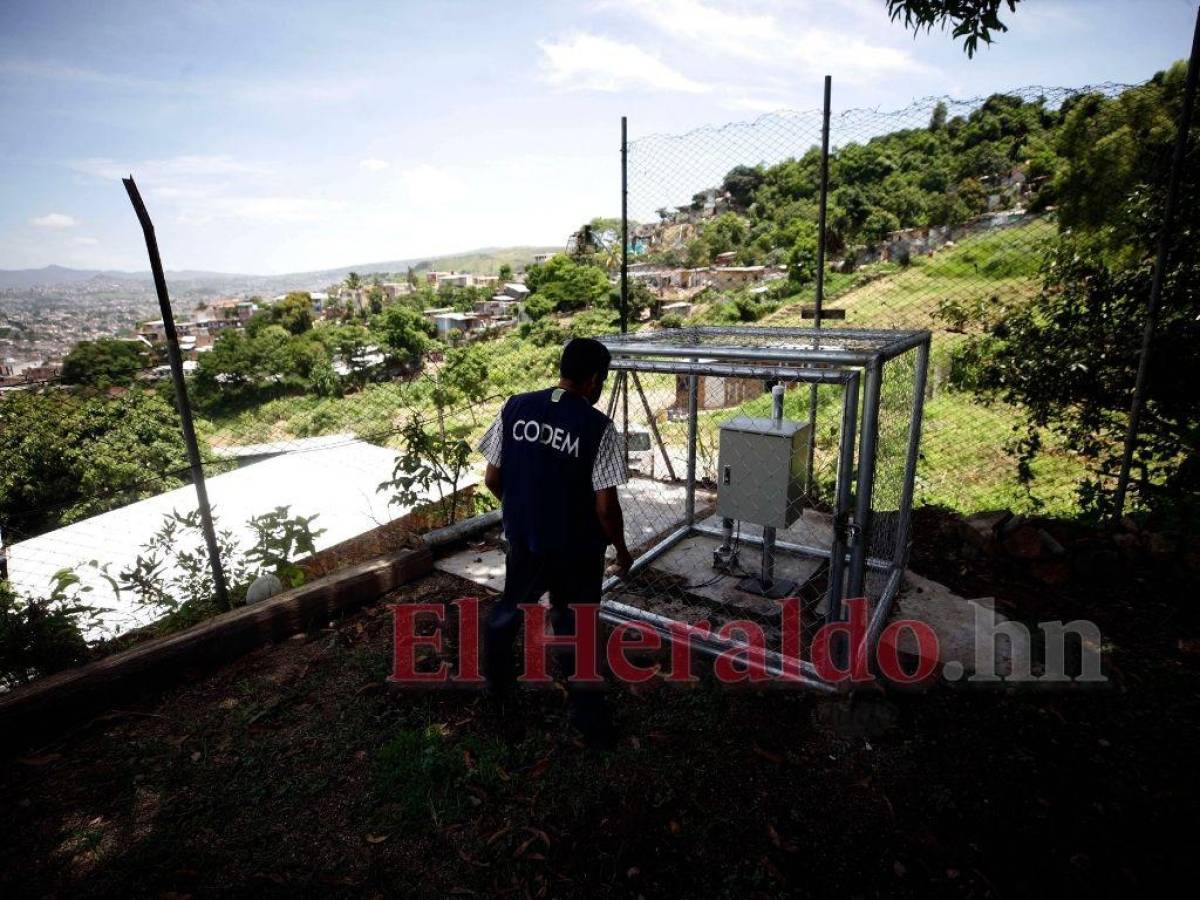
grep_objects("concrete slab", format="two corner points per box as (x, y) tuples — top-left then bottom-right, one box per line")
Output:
(431, 524), (1016, 680)
(435, 547), (506, 593)
(634, 531), (825, 615)
(891, 571), (1024, 678)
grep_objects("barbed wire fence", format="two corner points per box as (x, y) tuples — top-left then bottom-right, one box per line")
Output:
(2, 74), (1195, 668)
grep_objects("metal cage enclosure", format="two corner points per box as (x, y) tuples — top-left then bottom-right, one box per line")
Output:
(596, 325), (931, 691)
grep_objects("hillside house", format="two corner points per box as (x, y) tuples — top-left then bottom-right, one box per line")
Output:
(660, 301), (693, 319)
(380, 282), (412, 299)
(474, 297), (521, 319)
(432, 311), (483, 339)
(208, 297), (258, 324)
(673, 372), (764, 412)
(709, 266), (767, 290)
(437, 273), (474, 289)
(501, 282), (530, 301)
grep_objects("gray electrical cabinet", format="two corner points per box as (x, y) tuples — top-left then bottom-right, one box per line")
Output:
(716, 417), (811, 529)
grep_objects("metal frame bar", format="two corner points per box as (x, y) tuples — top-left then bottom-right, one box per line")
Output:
(684, 368), (699, 524)
(825, 369), (860, 623)
(605, 324), (927, 342)
(846, 361), (882, 602)
(599, 598), (837, 693)
(892, 337), (930, 571)
(692, 522), (892, 572)
(609, 357), (854, 385)
(608, 343), (881, 367)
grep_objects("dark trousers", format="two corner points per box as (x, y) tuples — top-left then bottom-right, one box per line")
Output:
(484, 547), (608, 727)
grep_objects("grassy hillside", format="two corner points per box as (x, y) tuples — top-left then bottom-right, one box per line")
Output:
(408, 246), (560, 276)
(758, 217), (1084, 516)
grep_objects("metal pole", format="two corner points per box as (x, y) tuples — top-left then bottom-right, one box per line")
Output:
(622, 368), (630, 468)
(759, 384), (787, 588)
(805, 75), (833, 495)
(825, 371), (860, 625)
(620, 115), (629, 336)
(123, 177), (230, 610)
(606, 370), (622, 420)
(1113, 6), (1200, 518)
(684, 370), (699, 525)
(892, 338), (930, 570)
(620, 116), (631, 466)
(632, 371), (677, 481)
(846, 362), (882, 602)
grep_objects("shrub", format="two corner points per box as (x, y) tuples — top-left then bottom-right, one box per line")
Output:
(0, 572), (100, 689)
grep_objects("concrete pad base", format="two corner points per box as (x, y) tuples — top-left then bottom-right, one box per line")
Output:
(891, 571), (1024, 678)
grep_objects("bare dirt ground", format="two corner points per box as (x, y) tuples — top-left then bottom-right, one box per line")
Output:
(2, 507), (1198, 898)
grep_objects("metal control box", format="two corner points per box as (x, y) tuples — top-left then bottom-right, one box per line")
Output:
(716, 416), (810, 529)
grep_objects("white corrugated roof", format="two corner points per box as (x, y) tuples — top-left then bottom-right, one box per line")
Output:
(8, 440), (479, 641)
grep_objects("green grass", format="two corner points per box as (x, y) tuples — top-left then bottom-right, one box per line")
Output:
(753, 217), (1088, 515)
(373, 724), (508, 828)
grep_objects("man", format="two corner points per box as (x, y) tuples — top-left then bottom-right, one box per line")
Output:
(476, 337), (633, 747)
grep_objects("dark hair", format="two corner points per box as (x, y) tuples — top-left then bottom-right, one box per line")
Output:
(560, 337), (611, 383)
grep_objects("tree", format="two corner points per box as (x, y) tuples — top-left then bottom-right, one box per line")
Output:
(271, 292), (314, 335)
(0, 388), (193, 536)
(950, 64), (1199, 520)
(498, 263), (513, 281)
(378, 416), (473, 526)
(61, 338), (151, 387)
(374, 304), (434, 371)
(368, 286), (385, 315)
(525, 255), (610, 313)
(324, 324), (375, 386)
(929, 101), (948, 131)
(343, 271), (362, 291)
(886, 0), (1021, 57)
(607, 278), (659, 322)
(861, 209), (901, 244)
(786, 219), (821, 285)
(722, 164), (764, 209)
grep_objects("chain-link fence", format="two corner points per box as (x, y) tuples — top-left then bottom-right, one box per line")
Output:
(625, 83), (1144, 520)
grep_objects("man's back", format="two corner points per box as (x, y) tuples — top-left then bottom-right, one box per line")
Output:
(491, 387), (613, 555)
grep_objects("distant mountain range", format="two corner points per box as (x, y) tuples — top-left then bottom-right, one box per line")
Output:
(0, 245), (560, 294)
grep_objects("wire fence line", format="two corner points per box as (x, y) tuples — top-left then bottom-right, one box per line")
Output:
(624, 78), (1186, 520)
(1, 75), (1195, 664)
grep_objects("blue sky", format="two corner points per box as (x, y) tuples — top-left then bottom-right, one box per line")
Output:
(0, 0), (1195, 274)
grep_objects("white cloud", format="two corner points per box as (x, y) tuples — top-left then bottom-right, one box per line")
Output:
(359, 158), (390, 172)
(609, 0), (932, 82)
(724, 96), (791, 113)
(30, 212), (79, 228)
(73, 154), (269, 183)
(538, 33), (709, 93)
